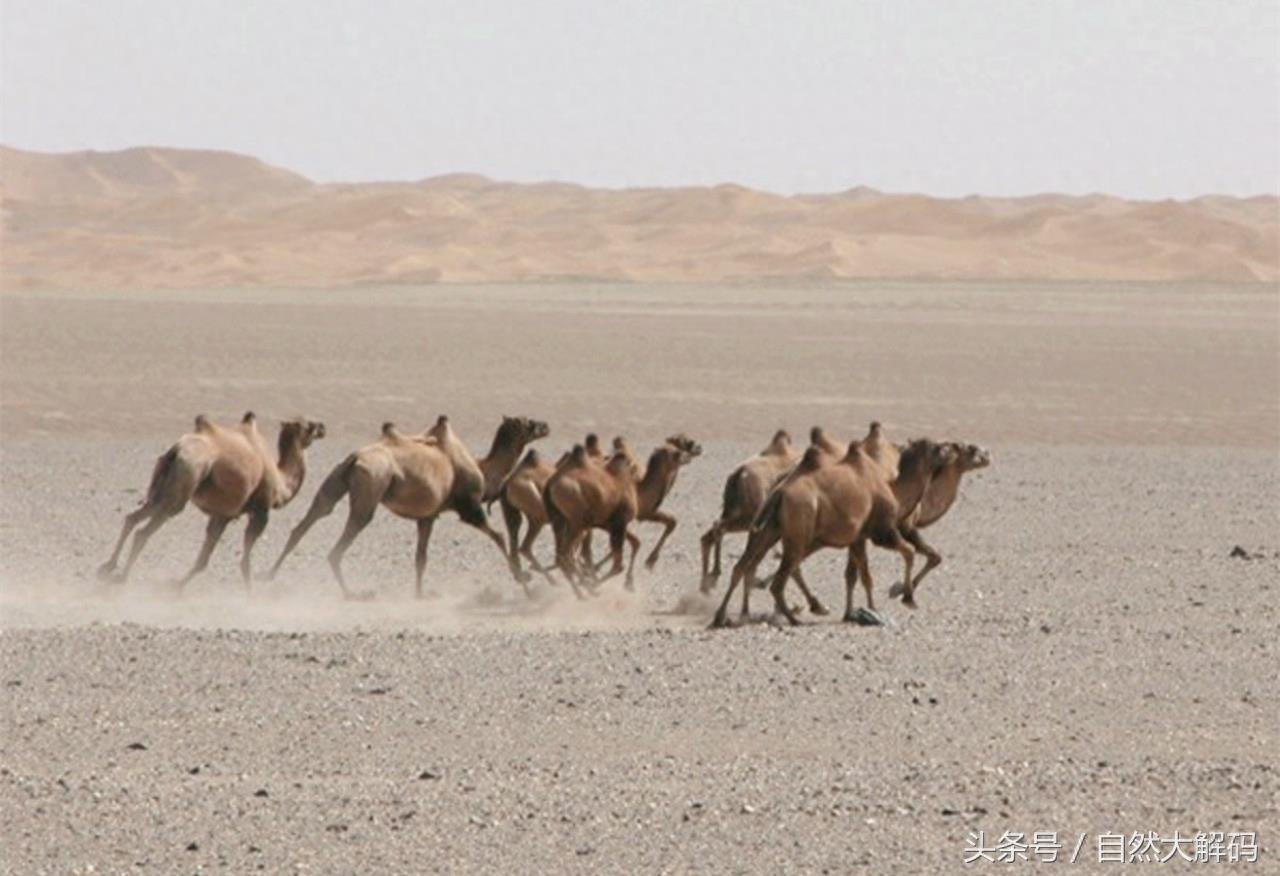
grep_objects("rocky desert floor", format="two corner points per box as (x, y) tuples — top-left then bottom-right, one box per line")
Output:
(1, 282), (1278, 873)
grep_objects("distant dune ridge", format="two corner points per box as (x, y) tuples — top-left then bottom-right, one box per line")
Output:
(1, 145), (1276, 288)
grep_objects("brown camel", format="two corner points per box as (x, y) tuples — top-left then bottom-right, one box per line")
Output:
(699, 429), (799, 590)
(499, 433), (699, 585)
(634, 434), (702, 569)
(99, 413), (326, 587)
(495, 432), (608, 585)
(270, 415), (543, 598)
(712, 436), (956, 628)
(543, 445), (641, 598)
(888, 441), (992, 600)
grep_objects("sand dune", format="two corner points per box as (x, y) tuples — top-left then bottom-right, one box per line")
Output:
(2, 145), (1276, 289)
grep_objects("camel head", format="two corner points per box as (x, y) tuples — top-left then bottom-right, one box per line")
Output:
(664, 433), (702, 463)
(900, 439), (957, 479)
(955, 443), (992, 472)
(281, 417), (326, 449)
(499, 415), (550, 447)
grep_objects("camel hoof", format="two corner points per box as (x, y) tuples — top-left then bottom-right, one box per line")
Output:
(901, 596), (919, 611)
(888, 581), (906, 599)
(343, 590), (377, 602)
(808, 602), (831, 617)
(415, 589), (443, 601)
(96, 564), (123, 584)
(699, 575), (718, 594)
(709, 612), (734, 630)
(767, 611), (799, 629)
(515, 570), (533, 586)
(844, 607), (886, 626)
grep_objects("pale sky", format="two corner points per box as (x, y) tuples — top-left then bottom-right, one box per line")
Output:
(2, 0), (1277, 197)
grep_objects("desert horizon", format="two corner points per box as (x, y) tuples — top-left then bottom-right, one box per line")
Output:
(3, 143), (1277, 290)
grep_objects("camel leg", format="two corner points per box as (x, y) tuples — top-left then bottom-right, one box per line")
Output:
(791, 565), (829, 616)
(623, 528), (641, 590)
(642, 511), (677, 570)
(176, 515), (231, 590)
(271, 490), (339, 579)
(456, 498), (507, 558)
(519, 523), (557, 584)
(842, 547), (860, 621)
(413, 517), (436, 599)
(767, 545), (803, 626)
(843, 539), (885, 626)
(327, 505), (375, 599)
(710, 527), (774, 627)
(99, 505), (153, 581)
(890, 529), (919, 608)
(240, 506), (269, 588)
(699, 520), (723, 592)
(499, 499), (533, 586)
(551, 522), (588, 600)
(116, 510), (177, 582)
(591, 526), (627, 587)
(890, 528), (942, 600)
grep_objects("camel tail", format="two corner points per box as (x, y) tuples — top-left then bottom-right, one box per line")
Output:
(314, 452), (358, 510)
(144, 447), (180, 507)
(720, 468), (748, 522)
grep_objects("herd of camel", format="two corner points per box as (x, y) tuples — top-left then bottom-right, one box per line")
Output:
(97, 412), (990, 628)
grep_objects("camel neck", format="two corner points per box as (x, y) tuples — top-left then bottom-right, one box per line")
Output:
(276, 432), (307, 501)
(637, 457), (677, 515)
(920, 465), (963, 524)
(480, 429), (525, 501)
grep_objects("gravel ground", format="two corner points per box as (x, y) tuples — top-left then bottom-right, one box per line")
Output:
(2, 441), (1277, 874)
(2, 283), (1277, 873)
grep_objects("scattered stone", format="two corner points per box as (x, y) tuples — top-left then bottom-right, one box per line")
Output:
(185, 842), (199, 852)
(741, 804), (757, 814)
(1229, 545), (1251, 559)
(254, 788), (269, 798)
(125, 742), (148, 751)
(940, 807), (961, 816)
(418, 770), (441, 781)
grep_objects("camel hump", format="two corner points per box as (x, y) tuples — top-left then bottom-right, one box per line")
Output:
(242, 411), (256, 424)
(567, 444), (587, 467)
(809, 426), (825, 445)
(193, 414), (212, 432)
(799, 446), (826, 471)
(517, 448), (540, 468)
(842, 442), (865, 463)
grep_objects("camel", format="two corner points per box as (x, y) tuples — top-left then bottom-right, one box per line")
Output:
(543, 445), (641, 598)
(633, 433), (702, 569)
(887, 441), (992, 600)
(98, 413), (326, 588)
(711, 435), (956, 628)
(699, 423), (896, 609)
(699, 429), (799, 590)
(543, 438), (700, 597)
(499, 433), (699, 585)
(270, 414), (545, 598)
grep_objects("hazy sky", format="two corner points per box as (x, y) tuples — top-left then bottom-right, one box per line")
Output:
(2, 0), (1277, 197)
